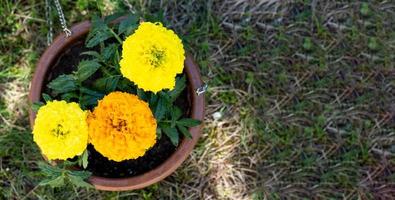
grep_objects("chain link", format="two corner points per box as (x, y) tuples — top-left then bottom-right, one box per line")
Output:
(53, 0), (72, 37)
(45, 0), (53, 46)
(196, 83), (208, 96)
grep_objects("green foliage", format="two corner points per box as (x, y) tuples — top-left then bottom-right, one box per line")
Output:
(44, 14), (200, 148)
(85, 16), (113, 48)
(77, 149), (89, 169)
(31, 101), (44, 112)
(118, 14), (138, 36)
(38, 162), (92, 189)
(47, 75), (77, 95)
(93, 75), (120, 93)
(76, 60), (101, 82)
(143, 75), (201, 146)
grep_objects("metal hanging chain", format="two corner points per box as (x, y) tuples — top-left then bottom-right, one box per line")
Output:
(45, 0), (53, 46)
(196, 83), (208, 96)
(53, 0), (72, 37)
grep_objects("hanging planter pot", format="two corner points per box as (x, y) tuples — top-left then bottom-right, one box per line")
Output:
(28, 16), (205, 191)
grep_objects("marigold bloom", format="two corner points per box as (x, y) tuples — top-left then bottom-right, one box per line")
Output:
(120, 22), (185, 93)
(33, 101), (89, 160)
(87, 92), (157, 161)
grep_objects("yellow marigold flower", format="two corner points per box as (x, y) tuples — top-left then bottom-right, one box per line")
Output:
(33, 101), (89, 160)
(87, 92), (157, 162)
(120, 22), (185, 93)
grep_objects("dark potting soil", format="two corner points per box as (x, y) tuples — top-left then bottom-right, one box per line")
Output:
(44, 40), (191, 178)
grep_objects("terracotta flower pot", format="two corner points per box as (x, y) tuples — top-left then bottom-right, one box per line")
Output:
(28, 17), (205, 191)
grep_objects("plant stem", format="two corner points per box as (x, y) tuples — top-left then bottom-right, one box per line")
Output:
(109, 28), (123, 44)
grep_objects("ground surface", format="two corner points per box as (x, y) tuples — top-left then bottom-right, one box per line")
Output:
(0, 0), (394, 199)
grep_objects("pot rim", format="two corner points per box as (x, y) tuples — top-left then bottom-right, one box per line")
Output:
(28, 17), (205, 191)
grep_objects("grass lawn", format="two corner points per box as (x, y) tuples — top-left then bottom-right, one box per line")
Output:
(1, 0), (394, 199)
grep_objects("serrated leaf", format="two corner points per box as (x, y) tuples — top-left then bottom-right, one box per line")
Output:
(149, 93), (158, 107)
(61, 92), (79, 102)
(90, 16), (107, 32)
(42, 93), (52, 102)
(79, 95), (101, 109)
(176, 118), (201, 127)
(68, 175), (93, 188)
(137, 88), (148, 101)
(47, 75), (77, 95)
(93, 76), (120, 93)
(76, 60), (101, 82)
(39, 176), (65, 188)
(162, 127), (179, 146)
(102, 43), (118, 61)
(177, 124), (192, 139)
(116, 78), (135, 92)
(86, 30), (112, 48)
(81, 51), (101, 59)
(68, 170), (92, 179)
(168, 76), (186, 102)
(155, 97), (168, 121)
(118, 15), (138, 35)
(87, 16), (109, 42)
(32, 102), (44, 112)
(38, 162), (63, 178)
(80, 87), (104, 97)
(172, 106), (183, 120)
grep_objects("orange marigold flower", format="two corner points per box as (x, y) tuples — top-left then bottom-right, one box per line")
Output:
(87, 92), (157, 161)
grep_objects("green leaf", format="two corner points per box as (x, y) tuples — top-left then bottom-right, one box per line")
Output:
(68, 174), (93, 188)
(155, 97), (168, 121)
(47, 75), (77, 95)
(31, 102), (44, 112)
(38, 162), (63, 176)
(80, 87), (105, 97)
(79, 95), (101, 109)
(118, 14), (138, 35)
(172, 106), (183, 120)
(68, 170), (91, 179)
(86, 30), (112, 48)
(156, 127), (162, 139)
(117, 78), (135, 92)
(39, 176), (65, 188)
(86, 16), (111, 47)
(79, 150), (89, 169)
(162, 127), (179, 146)
(176, 118), (201, 127)
(102, 43), (119, 61)
(149, 93), (158, 107)
(93, 76), (120, 93)
(61, 92), (79, 102)
(76, 60), (101, 82)
(42, 93), (52, 102)
(137, 88), (148, 101)
(177, 124), (192, 139)
(81, 51), (101, 59)
(168, 76), (186, 102)
(82, 151), (89, 169)
(171, 106), (183, 128)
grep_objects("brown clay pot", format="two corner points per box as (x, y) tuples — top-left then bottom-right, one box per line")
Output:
(28, 17), (205, 191)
